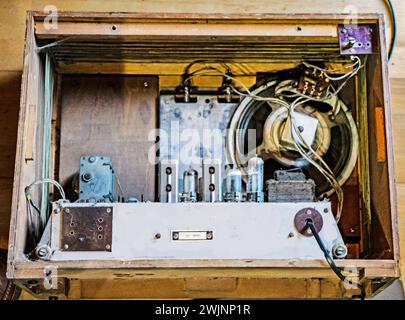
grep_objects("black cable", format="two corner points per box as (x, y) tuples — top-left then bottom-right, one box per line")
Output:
(384, 0), (397, 60)
(29, 199), (41, 214)
(306, 219), (365, 300)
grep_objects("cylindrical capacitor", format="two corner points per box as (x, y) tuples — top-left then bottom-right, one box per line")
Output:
(223, 166), (243, 202)
(180, 168), (198, 202)
(246, 156), (264, 202)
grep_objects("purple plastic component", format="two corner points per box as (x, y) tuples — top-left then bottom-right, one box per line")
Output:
(338, 24), (373, 55)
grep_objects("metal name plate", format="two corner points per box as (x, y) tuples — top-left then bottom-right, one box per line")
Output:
(172, 230), (213, 241)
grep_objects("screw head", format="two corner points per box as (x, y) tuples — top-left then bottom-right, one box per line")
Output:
(65, 208), (70, 214)
(336, 247), (345, 255)
(64, 244), (69, 249)
(105, 244), (111, 250)
(89, 156), (96, 163)
(288, 232), (295, 238)
(37, 247), (48, 257)
(333, 244), (348, 258)
(143, 81), (149, 88)
(172, 232), (179, 240)
(206, 231), (213, 240)
(323, 208), (329, 213)
(154, 233), (161, 239)
(106, 208), (112, 213)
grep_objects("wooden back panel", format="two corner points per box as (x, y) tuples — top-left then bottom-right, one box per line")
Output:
(59, 75), (158, 201)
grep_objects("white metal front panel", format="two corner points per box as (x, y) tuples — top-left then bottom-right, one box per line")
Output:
(49, 202), (343, 261)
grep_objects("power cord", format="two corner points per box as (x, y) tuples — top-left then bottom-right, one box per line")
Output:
(306, 219), (365, 300)
(384, 0), (397, 60)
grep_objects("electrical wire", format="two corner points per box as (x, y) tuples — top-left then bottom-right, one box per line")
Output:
(25, 178), (66, 200)
(306, 219), (365, 299)
(384, 0), (397, 60)
(25, 178), (67, 236)
(26, 199), (40, 244)
(288, 97), (344, 221)
(183, 60), (231, 77)
(303, 56), (361, 81)
(29, 199), (41, 214)
(307, 56), (360, 79)
(115, 174), (125, 201)
(179, 60), (361, 222)
(182, 65), (290, 108)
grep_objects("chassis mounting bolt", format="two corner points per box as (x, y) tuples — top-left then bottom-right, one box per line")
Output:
(333, 244), (348, 258)
(37, 247), (48, 257)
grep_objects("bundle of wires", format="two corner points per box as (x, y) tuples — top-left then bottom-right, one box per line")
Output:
(183, 59), (365, 297)
(25, 178), (66, 241)
(183, 57), (362, 222)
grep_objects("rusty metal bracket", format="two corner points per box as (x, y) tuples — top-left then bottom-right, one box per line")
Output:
(61, 206), (113, 251)
(338, 24), (373, 55)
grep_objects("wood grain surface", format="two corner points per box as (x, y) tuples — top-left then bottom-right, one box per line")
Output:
(59, 75), (158, 202)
